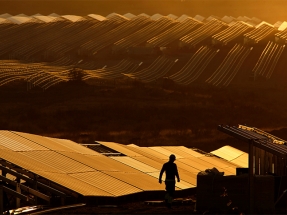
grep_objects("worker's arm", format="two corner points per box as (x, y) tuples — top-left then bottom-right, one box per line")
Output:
(175, 164), (180, 182)
(159, 164), (166, 184)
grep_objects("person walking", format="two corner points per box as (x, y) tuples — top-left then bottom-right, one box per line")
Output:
(159, 154), (180, 208)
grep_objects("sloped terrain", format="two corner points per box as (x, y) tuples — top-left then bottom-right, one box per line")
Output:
(1, 81), (287, 154)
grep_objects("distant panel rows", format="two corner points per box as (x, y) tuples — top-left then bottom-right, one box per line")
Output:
(0, 13), (286, 88)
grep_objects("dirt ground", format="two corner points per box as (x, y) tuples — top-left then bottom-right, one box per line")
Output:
(44, 198), (197, 215)
(1, 81), (287, 153)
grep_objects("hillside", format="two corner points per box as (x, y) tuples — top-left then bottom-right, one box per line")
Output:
(1, 80), (286, 153)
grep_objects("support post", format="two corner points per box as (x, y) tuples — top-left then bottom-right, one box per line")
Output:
(16, 177), (21, 208)
(33, 174), (38, 205)
(61, 197), (65, 206)
(249, 140), (254, 214)
(0, 183), (3, 215)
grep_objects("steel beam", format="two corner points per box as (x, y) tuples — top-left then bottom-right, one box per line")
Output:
(3, 186), (34, 203)
(0, 175), (50, 202)
(0, 184), (3, 215)
(0, 165), (66, 197)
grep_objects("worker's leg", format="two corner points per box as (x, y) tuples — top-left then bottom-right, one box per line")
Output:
(165, 181), (175, 208)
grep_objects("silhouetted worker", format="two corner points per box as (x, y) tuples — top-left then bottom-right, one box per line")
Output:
(159, 154), (180, 208)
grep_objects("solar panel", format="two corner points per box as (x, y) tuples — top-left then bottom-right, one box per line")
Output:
(146, 171), (195, 189)
(33, 171), (113, 196)
(104, 171), (163, 191)
(47, 137), (102, 155)
(176, 161), (202, 174)
(149, 146), (184, 159)
(85, 154), (143, 172)
(133, 147), (168, 160)
(231, 154), (248, 167)
(211, 145), (245, 161)
(178, 171), (197, 186)
(70, 171), (142, 196)
(199, 156), (240, 169)
(111, 156), (158, 173)
(179, 158), (212, 170)
(126, 145), (167, 161)
(97, 141), (142, 157)
(179, 147), (205, 158)
(131, 156), (164, 170)
(14, 131), (78, 152)
(223, 167), (237, 175)
(0, 130), (48, 151)
(21, 151), (94, 173)
(0, 149), (61, 172)
(162, 146), (199, 158)
(58, 151), (120, 172)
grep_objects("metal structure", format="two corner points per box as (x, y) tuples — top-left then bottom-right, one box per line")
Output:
(0, 13), (287, 88)
(0, 130), (248, 212)
(218, 124), (287, 176)
(218, 124), (287, 212)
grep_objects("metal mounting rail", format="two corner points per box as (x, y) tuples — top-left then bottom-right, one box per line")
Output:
(0, 165), (66, 198)
(0, 175), (50, 202)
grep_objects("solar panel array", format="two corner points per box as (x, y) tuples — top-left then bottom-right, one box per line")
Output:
(0, 13), (286, 88)
(97, 141), (245, 189)
(0, 130), (248, 198)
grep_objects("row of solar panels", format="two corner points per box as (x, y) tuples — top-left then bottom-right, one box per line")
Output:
(0, 60), (71, 89)
(219, 125), (287, 157)
(252, 41), (285, 80)
(2, 12), (286, 29)
(0, 13), (265, 25)
(0, 130), (247, 197)
(0, 13), (286, 62)
(0, 38), (285, 90)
